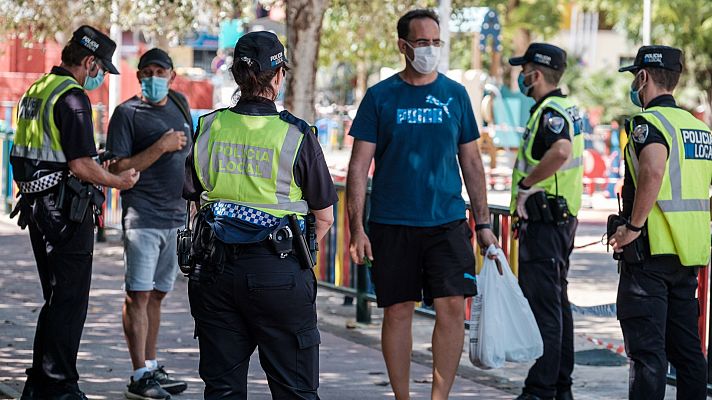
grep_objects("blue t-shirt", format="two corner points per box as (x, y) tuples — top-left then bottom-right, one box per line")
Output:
(349, 73), (479, 227)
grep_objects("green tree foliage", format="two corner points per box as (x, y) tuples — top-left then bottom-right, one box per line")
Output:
(449, 0), (564, 72)
(318, 0), (436, 103)
(318, 1), (436, 76)
(562, 60), (638, 123)
(591, 0), (712, 120)
(318, 0), (565, 102)
(0, 0), (248, 43)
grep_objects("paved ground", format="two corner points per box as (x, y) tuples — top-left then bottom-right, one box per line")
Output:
(0, 198), (685, 400)
(0, 217), (508, 399)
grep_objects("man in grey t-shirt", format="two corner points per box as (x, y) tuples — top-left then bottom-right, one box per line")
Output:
(107, 48), (190, 399)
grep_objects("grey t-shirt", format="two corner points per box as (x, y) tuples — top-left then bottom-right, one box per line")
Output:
(107, 94), (193, 229)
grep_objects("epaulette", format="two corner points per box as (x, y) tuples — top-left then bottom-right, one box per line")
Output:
(279, 110), (317, 136)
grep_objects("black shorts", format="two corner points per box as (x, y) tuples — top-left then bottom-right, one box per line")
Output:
(368, 219), (477, 308)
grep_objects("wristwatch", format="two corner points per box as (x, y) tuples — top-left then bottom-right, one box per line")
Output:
(518, 178), (531, 191)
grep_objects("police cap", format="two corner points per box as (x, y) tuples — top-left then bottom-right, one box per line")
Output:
(509, 43), (567, 71)
(234, 31), (289, 72)
(70, 25), (119, 74)
(618, 45), (683, 73)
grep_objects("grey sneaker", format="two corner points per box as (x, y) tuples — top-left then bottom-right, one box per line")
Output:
(153, 366), (188, 395)
(125, 371), (171, 400)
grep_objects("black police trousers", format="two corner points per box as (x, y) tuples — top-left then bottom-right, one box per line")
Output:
(188, 242), (320, 400)
(518, 217), (577, 399)
(617, 256), (707, 400)
(23, 192), (95, 398)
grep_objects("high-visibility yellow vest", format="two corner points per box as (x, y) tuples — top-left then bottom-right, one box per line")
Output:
(193, 109), (308, 218)
(625, 107), (712, 266)
(12, 74), (83, 163)
(510, 96), (585, 216)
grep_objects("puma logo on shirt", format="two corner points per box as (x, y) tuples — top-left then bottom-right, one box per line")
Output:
(396, 95), (453, 124)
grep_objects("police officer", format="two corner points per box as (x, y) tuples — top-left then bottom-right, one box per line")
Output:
(183, 31), (337, 399)
(610, 45), (711, 400)
(508, 43), (584, 400)
(11, 26), (139, 399)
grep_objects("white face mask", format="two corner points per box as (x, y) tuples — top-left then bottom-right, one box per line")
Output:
(405, 42), (441, 75)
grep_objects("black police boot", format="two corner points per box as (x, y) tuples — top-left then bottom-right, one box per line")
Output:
(555, 390), (574, 400)
(20, 368), (37, 400)
(49, 391), (89, 400)
(20, 383), (35, 400)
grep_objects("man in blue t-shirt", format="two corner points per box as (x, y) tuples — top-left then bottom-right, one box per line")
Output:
(106, 48), (189, 399)
(346, 9), (498, 400)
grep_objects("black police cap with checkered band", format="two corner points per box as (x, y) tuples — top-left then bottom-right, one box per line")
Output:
(509, 43), (567, 71)
(619, 45), (683, 73)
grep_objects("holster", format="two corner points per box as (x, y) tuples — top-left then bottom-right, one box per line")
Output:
(288, 214), (315, 269)
(607, 214), (648, 264)
(305, 213), (318, 262)
(189, 210), (225, 282)
(65, 176), (105, 223)
(525, 191), (554, 223)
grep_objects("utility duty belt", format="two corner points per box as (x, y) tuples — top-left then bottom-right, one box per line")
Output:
(10, 173), (105, 244)
(524, 191), (571, 225)
(178, 207), (318, 282)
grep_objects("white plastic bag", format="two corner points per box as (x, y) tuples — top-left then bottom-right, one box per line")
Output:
(469, 246), (543, 369)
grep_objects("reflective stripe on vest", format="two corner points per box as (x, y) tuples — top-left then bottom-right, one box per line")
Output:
(511, 96), (585, 216)
(195, 112), (218, 191)
(194, 111), (308, 214)
(275, 124), (304, 204)
(11, 75), (82, 163)
(626, 110), (710, 213)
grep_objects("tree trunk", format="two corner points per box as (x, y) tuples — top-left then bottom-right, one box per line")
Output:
(284, 0), (328, 123)
(354, 60), (367, 103)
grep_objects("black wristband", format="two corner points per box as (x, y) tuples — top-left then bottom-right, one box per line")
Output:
(625, 222), (643, 232)
(518, 178), (531, 190)
(475, 223), (491, 231)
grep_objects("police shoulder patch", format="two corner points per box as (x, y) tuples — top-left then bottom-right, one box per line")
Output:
(632, 124), (649, 143)
(545, 112), (565, 134)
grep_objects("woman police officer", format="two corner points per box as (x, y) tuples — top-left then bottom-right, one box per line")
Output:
(183, 31), (337, 399)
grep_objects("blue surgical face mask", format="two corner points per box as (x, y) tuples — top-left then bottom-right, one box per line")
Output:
(83, 63), (105, 91)
(141, 76), (170, 103)
(518, 71), (535, 97)
(629, 87), (643, 107)
(629, 72), (646, 108)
